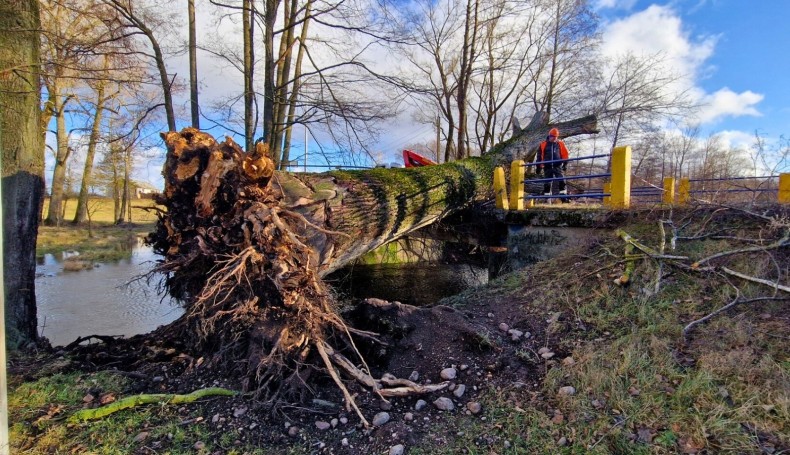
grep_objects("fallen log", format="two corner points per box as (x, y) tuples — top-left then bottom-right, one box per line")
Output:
(147, 112), (598, 421)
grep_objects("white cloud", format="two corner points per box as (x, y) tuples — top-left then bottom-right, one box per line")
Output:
(594, 0), (637, 11)
(714, 129), (755, 150)
(694, 88), (763, 125)
(601, 5), (716, 70)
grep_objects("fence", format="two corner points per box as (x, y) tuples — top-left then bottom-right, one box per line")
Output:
(494, 145), (790, 210)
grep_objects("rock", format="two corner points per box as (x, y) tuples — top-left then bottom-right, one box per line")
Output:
(342, 438), (349, 446)
(551, 411), (564, 424)
(193, 441), (206, 450)
(459, 364), (468, 371)
(372, 412), (391, 427)
(249, 422), (257, 430)
(541, 351), (555, 359)
(211, 413), (220, 423)
(453, 384), (466, 398)
(340, 417), (348, 425)
(538, 347), (551, 355)
(467, 402), (482, 414)
(389, 444), (405, 455)
(331, 418), (338, 428)
(82, 394), (95, 403)
(558, 386), (576, 396)
(152, 376), (164, 383)
(508, 329), (523, 341)
(133, 432), (149, 443)
(557, 437), (568, 446)
(415, 399), (427, 411)
(404, 412), (414, 421)
(288, 426), (300, 437)
(487, 312), (494, 318)
(408, 370), (419, 381)
(504, 440), (512, 448)
(498, 323), (509, 332)
(440, 368), (457, 380)
(562, 356), (575, 366)
(433, 397), (455, 411)
(233, 406), (248, 418)
(380, 400), (393, 410)
(315, 421), (331, 431)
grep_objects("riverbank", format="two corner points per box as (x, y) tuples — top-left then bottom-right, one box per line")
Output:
(37, 198), (159, 262)
(10, 208), (790, 454)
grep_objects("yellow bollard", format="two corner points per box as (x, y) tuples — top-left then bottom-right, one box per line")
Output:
(779, 174), (790, 204)
(510, 160), (525, 211)
(493, 167), (509, 210)
(678, 178), (690, 205)
(607, 146), (632, 209)
(663, 177), (676, 205)
(603, 182), (611, 207)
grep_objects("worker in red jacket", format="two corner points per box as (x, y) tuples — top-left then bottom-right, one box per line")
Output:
(536, 127), (570, 203)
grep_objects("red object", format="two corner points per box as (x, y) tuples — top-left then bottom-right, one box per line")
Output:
(403, 150), (437, 168)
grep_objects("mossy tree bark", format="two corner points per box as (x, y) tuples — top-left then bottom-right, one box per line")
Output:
(0, 0), (45, 348)
(148, 112), (597, 419)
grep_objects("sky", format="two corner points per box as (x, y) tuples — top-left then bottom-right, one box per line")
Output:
(47, 0), (790, 191)
(594, 0), (789, 148)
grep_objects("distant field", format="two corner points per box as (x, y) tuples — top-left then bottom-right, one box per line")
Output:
(42, 197), (161, 224)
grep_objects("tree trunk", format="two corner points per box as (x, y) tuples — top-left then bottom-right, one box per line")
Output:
(0, 0), (45, 348)
(243, 0), (255, 152)
(45, 87), (71, 226)
(148, 113), (597, 417)
(189, 0), (200, 129)
(74, 84), (106, 224)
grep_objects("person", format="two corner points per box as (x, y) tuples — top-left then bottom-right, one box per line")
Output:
(536, 127), (570, 203)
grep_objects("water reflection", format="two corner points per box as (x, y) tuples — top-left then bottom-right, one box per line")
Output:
(327, 262), (488, 307)
(35, 245), (184, 347)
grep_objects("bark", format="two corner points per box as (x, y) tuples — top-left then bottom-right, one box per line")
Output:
(0, 0), (45, 348)
(243, 0), (255, 152)
(189, 0), (199, 129)
(148, 113), (597, 414)
(74, 83), (106, 224)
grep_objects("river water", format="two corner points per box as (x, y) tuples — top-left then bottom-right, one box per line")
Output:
(35, 245), (488, 347)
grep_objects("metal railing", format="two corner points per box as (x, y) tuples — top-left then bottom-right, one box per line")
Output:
(493, 145), (790, 210)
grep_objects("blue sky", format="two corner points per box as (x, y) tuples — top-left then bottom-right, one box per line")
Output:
(595, 0), (789, 145)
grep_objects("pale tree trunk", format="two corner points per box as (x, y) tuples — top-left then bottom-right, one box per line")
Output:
(45, 86), (71, 226)
(0, 0), (45, 348)
(263, 0), (281, 160)
(455, 0), (479, 160)
(74, 83), (107, 224)
(188, 0), (199, 129)
(282, 0), (312, 163)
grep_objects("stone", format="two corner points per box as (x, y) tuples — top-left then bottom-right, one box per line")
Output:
(133, 432), (149, 443)
(508, 329), (523, 341)
(342, 438), (349, 446)
(340, 417), (348, 424)
(331, 418), (338, 428)
(538, 347), (551, 355)
(380, 400), (393, 410)
(433, 397), (455, 411)
(404, 412), (414, 421)
(233, 406), (247, 418)
(408, 370), (419, 382)
(372, 412), (391, 427)
(453, 384), (466, 398)
(315, 421), (331, 431)
(541, 351), (555, 359)
(558, 386), (576, 396)
(193, 442), (206, 450)
(558, 437), (568, 446)
(467, 402), (482, 414)
(498, 323), (509, 332)
(288, 426), (300, 437)
(440, 368), (457, 380)
(415, 399), (427, 411)
(389, 444), (405, 455)
(562, 356), (575, 366)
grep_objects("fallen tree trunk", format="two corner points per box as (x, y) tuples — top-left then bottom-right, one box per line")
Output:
(147, 112), (597, 420)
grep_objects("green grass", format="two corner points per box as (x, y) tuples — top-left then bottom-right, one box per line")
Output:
(37, 197), (161, 262)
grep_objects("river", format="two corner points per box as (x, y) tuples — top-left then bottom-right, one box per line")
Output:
(35, 245), (488, 347)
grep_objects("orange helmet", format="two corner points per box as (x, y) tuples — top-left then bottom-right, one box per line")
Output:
(548, 128), (560, 138)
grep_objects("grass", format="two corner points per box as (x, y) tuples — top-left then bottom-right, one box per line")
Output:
(409, 215), (789, 454)
(37, 197), (162, 262)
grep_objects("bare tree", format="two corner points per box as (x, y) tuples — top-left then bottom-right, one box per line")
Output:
(189, 0), (200, 128)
